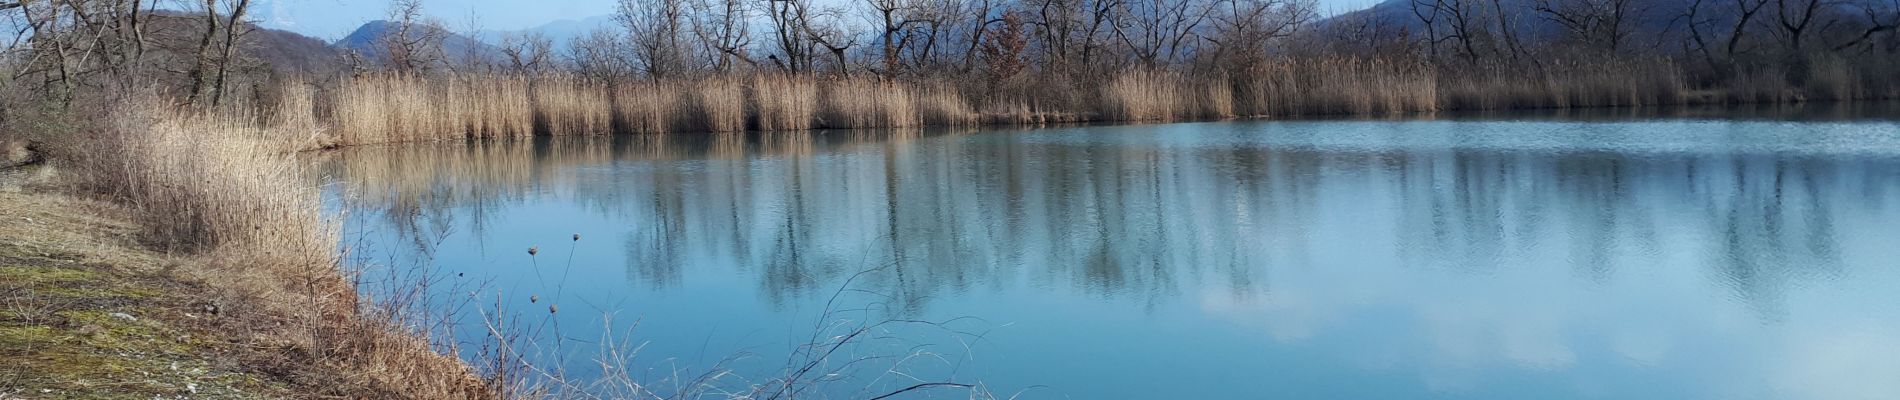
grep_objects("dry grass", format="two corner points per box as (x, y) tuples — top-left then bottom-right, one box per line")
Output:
(453, 76), (536, 139)
(1102, 70), (1185, 122)
(1240, 57), (1439, 116)
(64, 94), (493, 398)
(298, 54), (1897, 146)
(333, 74), (537, 146)
(822, 78), (921, 129)
(1440, 59), (1687, 110)
(917, 83), (979, 126)
(613, 81), (684, 134)
(750, 74), (817, 131)
(534, 76), (614, 136)
(1198, 76), (1237, 120)
(689, 77), (747, 133)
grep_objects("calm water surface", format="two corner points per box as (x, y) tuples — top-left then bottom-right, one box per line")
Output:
(323, 115), (1900, 399)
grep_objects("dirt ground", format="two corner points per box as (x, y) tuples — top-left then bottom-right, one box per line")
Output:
(0, 174), (298, 399)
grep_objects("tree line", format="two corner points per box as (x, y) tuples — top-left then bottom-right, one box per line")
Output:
(1, 0), (1897, 131)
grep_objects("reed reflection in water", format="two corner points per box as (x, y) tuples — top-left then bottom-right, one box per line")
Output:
(324, 118), (1900, 400)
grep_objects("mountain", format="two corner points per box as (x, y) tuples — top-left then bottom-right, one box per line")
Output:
(246, 24), (350, 74)
(474, 15), (617, 51)
(1320, 0), (1701, 43)
(141, 11), (349, 76)
(336, 20), (503, 66)
(1323, 0), (1894, 50)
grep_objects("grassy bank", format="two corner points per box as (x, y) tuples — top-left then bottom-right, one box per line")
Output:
(3, 96), (494, 398)
(0, 186), (342, 398)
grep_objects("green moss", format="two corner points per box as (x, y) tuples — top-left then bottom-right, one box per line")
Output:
(0, 264), (97, 285)
(1, 257), (272, 399)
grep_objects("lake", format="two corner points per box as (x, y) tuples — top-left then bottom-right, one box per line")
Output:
(321, 110), (1900, 399)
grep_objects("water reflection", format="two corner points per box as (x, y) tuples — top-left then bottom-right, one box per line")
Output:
(322, 118), (1900, 399)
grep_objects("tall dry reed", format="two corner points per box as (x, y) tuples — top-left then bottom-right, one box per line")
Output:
(916, 84), (979, 126)
(613, 81), (684, 134)
(750, 74), (817, 131)
(449, 76), (535, 139)
(689, 77), (747, 133)
(1241, 57), (1438, 116)
(822, 79), (920, 129)
(1102, 70), (1185, 122)
(533, 76), (614, 135)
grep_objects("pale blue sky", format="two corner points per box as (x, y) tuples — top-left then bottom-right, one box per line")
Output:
(256, 0), (1384, 40)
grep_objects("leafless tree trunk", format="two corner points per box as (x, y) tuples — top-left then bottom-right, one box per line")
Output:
(186, 0), (219, 104)
(210, 0), (252, 107)
(1726, 0), (1771, 57)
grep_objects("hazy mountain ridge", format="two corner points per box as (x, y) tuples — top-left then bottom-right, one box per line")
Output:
(1324, 0), (1895, 47)
(335, 20), (504, 65)
(473, 15), (617, 50)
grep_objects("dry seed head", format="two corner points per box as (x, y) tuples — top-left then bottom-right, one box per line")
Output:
(530, 295), (539, 303)
(572, 233), (580, 241)
(527, 246), (538, 256)
(549, 304), (558, 314)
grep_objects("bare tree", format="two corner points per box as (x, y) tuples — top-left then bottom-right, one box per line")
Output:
(499, 31), (553, 76)
(760, 0), (817, 73)
(383, 0), (447, 74)
(619, 0), (692, 79)
(186, 0), (220, 103)
(866, 0), (920, 75)
(1534, 0), (1639, 53)
(956, 0), (999, 71)
(1489, 0), (1526, 60)
(1410, 0), (1444, 60)
(568, 27), (635, 82)
(1205, 0), (1316, 69)
(1440, 0), (1484, 62)
(1830, 0), (1898, 52)
(1725, 0), (1772, 57)
(1108, 0), (1216, 66)
(1771, 0), (1824, 54)
(209, 0), (253, 106)
(690, 0), (754, 72)
(804, 4), (860, 76)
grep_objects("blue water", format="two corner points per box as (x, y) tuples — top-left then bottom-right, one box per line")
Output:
(324, 117), (1900, 399)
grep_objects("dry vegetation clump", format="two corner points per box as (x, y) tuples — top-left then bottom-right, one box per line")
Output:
(257, 54), (1900, 146)
(1102, 69), (1185, 122)
(750, 74), (818, 131)
(0, 132), (34, 168)
(613, 81), (684, 134)
(1238, 58), (1439, 117)
(821, 78), (921, 129)
(1196, 74), (1237, 120)
(689, 77), (748, 133)
(334, 74), (484, 145)
(917, 83), (980, 126)
(1439, 59), (1688, 110)
(534, 76), (615, 135)
(451, 76), (536, 139)
(63, 94), (493, 398)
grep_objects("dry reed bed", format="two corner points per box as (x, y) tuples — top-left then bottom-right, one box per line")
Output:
(316, 56), (1894, 148)
(67, 96), (492, 398)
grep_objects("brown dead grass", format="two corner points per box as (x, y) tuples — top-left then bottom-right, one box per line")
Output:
(59, 95), (493, 399)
